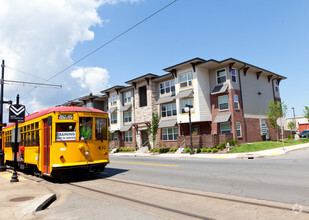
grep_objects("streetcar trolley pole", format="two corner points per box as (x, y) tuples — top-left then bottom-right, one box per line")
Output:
(9, 94), (25, 182)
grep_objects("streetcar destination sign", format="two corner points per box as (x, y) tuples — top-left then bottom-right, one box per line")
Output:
(9, 104), (25, 123)
(58, 114), (73, 120)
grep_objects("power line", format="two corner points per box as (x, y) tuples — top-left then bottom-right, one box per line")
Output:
(21, 0), (178, 98)
(3, 79), (62, 88)
(5, 65), (54, 82)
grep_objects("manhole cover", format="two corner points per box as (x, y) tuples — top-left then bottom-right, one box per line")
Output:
(10, 196), (35, 202)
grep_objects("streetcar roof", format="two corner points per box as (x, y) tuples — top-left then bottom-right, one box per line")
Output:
(4, 106), (107, 128)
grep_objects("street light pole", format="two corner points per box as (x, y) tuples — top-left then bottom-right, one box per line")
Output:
(185, 104), (194, 155)
(292, 107), (296, 128)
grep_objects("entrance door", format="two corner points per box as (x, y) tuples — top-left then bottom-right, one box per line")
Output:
(43, 116), (52, 174)
(140, 130), (148, 147)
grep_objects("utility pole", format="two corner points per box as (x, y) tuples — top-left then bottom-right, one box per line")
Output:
(292, 107), (296, 131)
(0, 60), (12, 172)
(0, 60), (6, 171)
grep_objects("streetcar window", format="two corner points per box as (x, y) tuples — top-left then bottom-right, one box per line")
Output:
(79, 117), (93, 140)
(56, 123), (76, 141)
(95, 118), (107, 140)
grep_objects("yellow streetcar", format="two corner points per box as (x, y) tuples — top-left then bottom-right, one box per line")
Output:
(3, 106), (109, 178)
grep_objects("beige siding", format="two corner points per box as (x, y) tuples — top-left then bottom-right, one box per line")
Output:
(240, 70), (275, 118)
(196, 67), (211, 121)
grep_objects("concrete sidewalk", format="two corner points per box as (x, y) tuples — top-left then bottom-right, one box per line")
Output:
(0, 171), (55, 220)
(111, 143), (309, 159)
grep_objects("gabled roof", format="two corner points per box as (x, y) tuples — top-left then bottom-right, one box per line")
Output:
(163, 57), (206, 72)
(100, 85), (125, 94)
(125, 73), (158, 84)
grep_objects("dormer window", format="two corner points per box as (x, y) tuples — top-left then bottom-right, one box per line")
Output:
(160, 79), (175, 95)
(216, 69), (226, 84)
(179, 72), (192, 88)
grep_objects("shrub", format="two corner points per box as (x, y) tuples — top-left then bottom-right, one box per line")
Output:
(234, 139), (239, 146)
(306, 133), (309, 139)
(288, 134), (295, 139)
(154, 148), (159, 152)
(196, 148), (201, 153)
(174, 147), (178, 152)
(207, 148), (212, 153)
(185, 147), (191, 153)
(201, 147), (207, 153)
(212, 148), (218, 153)
(135, 142), (138, 151)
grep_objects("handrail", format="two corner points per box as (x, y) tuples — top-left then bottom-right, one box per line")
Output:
(179, 139), (186, 148)
(142, 140), (148, 147)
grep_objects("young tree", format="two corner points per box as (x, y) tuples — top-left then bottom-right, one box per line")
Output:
(146, 113), (160, 150)
(266, 101), (287, 141)
(304, 106), (309, 122)
(287, 121), (296, 131)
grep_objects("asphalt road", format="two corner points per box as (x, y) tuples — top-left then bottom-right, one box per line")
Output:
(107, 148), (309, 206)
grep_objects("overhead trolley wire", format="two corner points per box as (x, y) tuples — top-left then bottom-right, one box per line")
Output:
(21, 0), (178, 98)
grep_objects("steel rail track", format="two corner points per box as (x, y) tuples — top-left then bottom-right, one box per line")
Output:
(103, 178), (308, 214)
(69, 182), (213, 220)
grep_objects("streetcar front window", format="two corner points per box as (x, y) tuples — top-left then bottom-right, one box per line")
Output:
(95, 118), (107, 141)
(79, 117), (93, 140)
(56, 123), (76, 141)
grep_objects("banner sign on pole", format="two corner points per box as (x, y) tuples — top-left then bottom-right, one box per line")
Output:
(9, 104), (25, 123)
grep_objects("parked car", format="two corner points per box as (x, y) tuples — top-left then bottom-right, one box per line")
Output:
(290, 130), (296, 135)
(299, 130), (309, 138)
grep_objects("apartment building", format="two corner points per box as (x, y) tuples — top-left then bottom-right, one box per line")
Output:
(64, 57), (286, 148)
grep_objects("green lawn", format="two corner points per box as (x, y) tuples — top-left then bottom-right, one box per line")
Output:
(228, 138), (309, 153)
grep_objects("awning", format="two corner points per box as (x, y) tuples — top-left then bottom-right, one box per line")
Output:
(158, 119), (177, 128)
(213, 112), (231, 123)
(120, 104), (132, 112)
(120, 124), (132, 132)
(156, 95), (175, 105)
(211, 83), (229, 95)
(107, 107), (117, 114)
(175, 89), (193, 99)
(110, 129), (119, 134)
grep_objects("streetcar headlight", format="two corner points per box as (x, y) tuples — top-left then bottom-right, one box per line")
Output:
(85, 150), (90, 156)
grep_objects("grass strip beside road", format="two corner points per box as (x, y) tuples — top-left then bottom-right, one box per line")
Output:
(228, 138), (309, 153)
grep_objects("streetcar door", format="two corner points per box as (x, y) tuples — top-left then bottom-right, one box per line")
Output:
(43, 116), (52, 174)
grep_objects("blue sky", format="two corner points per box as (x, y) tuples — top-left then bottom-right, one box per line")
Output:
(0, 0), (308, 118)
(72, 0), (308, 117)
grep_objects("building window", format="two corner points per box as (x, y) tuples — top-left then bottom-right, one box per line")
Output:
(220, 122), (231, 134)
(236, 122), (241, 137)
(274, 81), (279, 92)
(110, 95), (117, 106)
(162, 127), (178, 141)
(160, 79), (175, 95)
(231, 68), (237, 83)
(139, 86), (147, 107)
(111, 113), (117, 124)
(180, 98), (194, 113)
(218, 95), (229, 111)
(161, 103), (177, 117)
(123, 91), (132, 104)
(125, 131), (132, 142)
(234, 94), (239, 110)
(216, 69), (226, 84)
(124, 111), (132, 123)
(179, 72), (192, 88)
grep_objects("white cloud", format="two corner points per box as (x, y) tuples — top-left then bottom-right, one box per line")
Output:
(71, 67), (110, 93)
(0, 0), (140, 119)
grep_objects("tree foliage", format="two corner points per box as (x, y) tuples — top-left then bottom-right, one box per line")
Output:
(267, 101), (287, 129)
(267, 101), (287, 140)
(146, 113), (160, 149)
(304, 106), (309, 122)
(287, 121), (296, 131)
